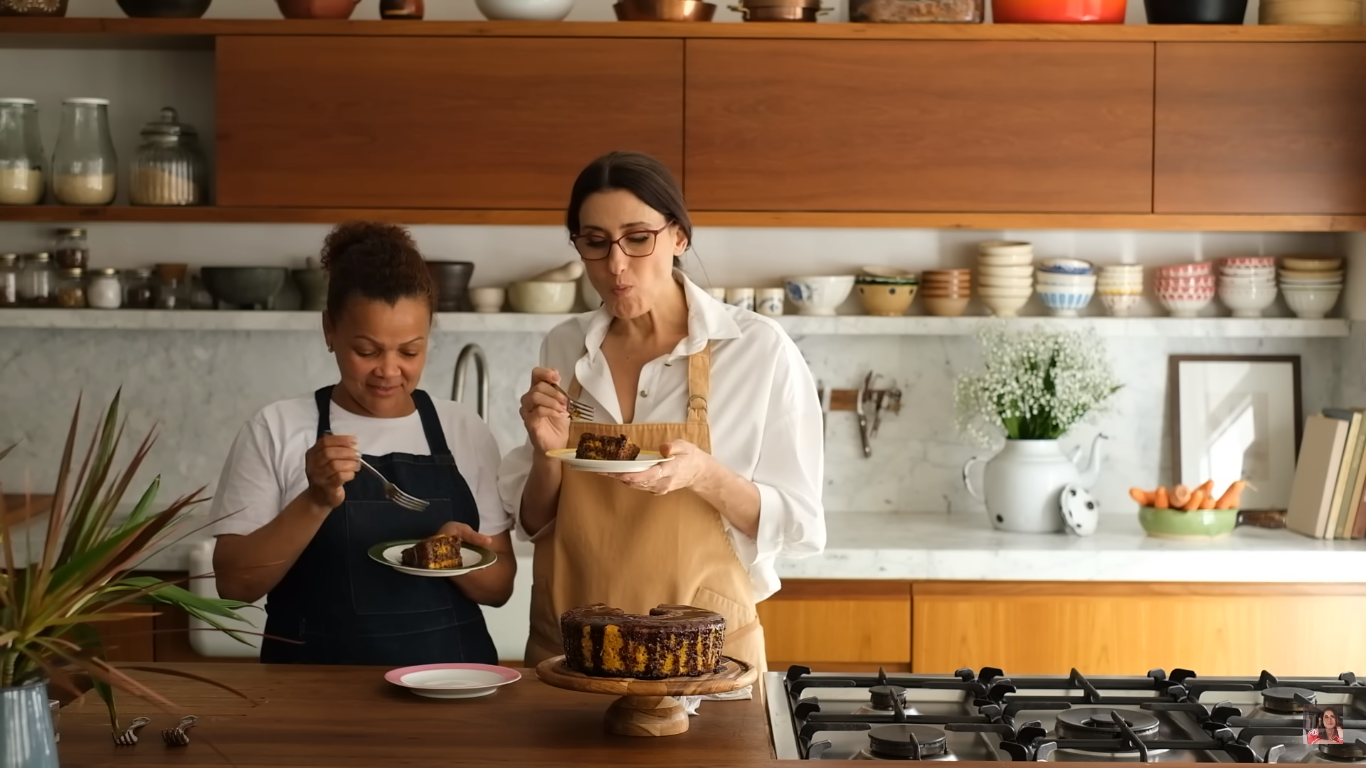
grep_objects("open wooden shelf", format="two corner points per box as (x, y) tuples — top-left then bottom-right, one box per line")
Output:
(1, 18), (1365, 44)
(0, 309), (1349, 338)
(1, 206), (1362, 231)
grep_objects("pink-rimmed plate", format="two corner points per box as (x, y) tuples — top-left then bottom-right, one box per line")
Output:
(384, 663), (521, 699)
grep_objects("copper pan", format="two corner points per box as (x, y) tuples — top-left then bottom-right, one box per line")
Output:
(729, 0), (831, 20)
(614, 0), (716, 20)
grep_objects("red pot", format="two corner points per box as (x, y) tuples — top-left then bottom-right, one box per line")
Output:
(992, 0), (1127, 22)
(276, 0), (360, 18)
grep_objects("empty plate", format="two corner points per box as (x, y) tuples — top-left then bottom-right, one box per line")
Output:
(385, 663), (521, 699)
(366, 540), (498, 578)
(545, 448), (673, 473)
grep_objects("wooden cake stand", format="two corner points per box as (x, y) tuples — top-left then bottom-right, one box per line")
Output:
(535, 655), (758, 737)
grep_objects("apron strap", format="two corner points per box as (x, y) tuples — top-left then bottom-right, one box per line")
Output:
(686, 342), (712, 425)
(410, 389), (451, 457)
(314, 386), (334, 439)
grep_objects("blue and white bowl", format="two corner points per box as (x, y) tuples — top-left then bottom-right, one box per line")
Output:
(1036, 258), (1095, 276)
(785, 275), (855, 316)
(1038, 287), (1095, 317)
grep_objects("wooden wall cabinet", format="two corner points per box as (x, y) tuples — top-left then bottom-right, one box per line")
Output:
(684, 40), (1154, 214)
(757, 580), (912, 672)
(1155, 42), (1366, 215)
(216, 37), (684, 210)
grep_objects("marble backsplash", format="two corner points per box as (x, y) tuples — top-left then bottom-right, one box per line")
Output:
(0, 325), (1344, 518)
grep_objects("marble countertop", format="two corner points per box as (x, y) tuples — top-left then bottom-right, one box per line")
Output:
(775, 512), (1366, 582)
(10, 510), (1365, 583)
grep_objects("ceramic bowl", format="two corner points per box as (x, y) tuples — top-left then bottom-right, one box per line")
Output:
(470, 287), (506, 313)
(276, 0), (359, 18)
(507, 280), (576, 314)
(1038, 288), (1094, 317)
(1280, 269), (1344, 283)
(862, 265), (916, 279)
(977, 240), (1033, 257)
(978, 275), (1033, 289)
(1139, 506), (1238, 539)
(980, 292), (1031, 317)
(857, 283), (917, 317)
(476, 0), (576, 20)
(977, 264), (1034, 279)
(993, 0), (1126, 22)
(1035, 271), (1097, 288)
(1100, 292), (1141, 316)
(1036, 257), (1095, 275)
(1282, 286), (1342, 319)
(1157, 292), (1213, 318)
(922, 296), (970, 316)
(291, 267), (328, 312)
(785, 275), (855, 316)
(1218, 283), (1278, 318)
(1157, 262), (1213, 278)
(117, 0), (212, 16)
(1282, 256), (1343, 272)
(200, 267), (289, 310)
(978, 252), (1035, 268)
(425, 260), (475, 312)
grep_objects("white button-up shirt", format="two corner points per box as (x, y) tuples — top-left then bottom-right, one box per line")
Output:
(497, 271), (826, 603)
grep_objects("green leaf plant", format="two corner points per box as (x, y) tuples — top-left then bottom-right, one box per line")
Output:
(1, 390), (260, 735)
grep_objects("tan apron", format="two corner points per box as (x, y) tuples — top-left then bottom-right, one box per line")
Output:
(524, 343), (768, 680)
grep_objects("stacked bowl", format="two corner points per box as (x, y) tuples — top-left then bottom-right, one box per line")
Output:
(976, 240), (1034, 318)
(1155, 262), (1214, 317)
(1035, 258), (1096, 317)
(921, 269), (972, 317)
(1097, 264), (1143, 316)
(1279, 255), (1344, 319)
(1217, 257), (1277, 318)
(856, 266), (919, 317)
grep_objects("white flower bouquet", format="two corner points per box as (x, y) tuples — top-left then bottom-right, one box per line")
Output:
(954, 322), (1123, 448)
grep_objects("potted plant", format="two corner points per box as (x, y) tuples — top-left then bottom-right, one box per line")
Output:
(1, 391), (256, 765)
(955, 323), (1122, 533)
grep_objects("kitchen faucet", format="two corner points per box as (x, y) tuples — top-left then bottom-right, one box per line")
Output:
(452, 343), (489, 422)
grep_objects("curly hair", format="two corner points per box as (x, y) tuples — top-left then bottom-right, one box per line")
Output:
(319, 220), (435, 319)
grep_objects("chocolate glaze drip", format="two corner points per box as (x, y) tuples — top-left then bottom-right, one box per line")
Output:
(575, 433), (641, 461)
(561, 604), (726, 679)
(400, 533), (462, 569)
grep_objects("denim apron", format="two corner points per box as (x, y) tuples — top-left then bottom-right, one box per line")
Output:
(259, 386), (498, 666)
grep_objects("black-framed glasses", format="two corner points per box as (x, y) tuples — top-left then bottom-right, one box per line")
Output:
(570, 223), (672, 261)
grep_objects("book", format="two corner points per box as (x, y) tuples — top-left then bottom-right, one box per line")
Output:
(1286, 414), (1350, 539)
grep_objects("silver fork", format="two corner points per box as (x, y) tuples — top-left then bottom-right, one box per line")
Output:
(358, 457), (430, 512)
(553, 383), (595, 421)
(112, 717), (150, 746)
(161, 715), (197, 747)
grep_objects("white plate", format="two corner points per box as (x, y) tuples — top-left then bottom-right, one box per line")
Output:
(366, 541), (498, 578)
(545, 448), (673, 473)
(384, 663), (521, 699)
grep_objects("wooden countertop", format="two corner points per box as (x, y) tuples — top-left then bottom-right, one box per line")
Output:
(53, 663), (774, 767)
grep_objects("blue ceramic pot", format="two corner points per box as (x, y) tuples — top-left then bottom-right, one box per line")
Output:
(0, 681), (59, 768)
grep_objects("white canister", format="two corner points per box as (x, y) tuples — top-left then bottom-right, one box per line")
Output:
(86, 268), (122, 309)
(756, 287), (785, 316)
(725, 287), (754, 311)
(705, 286), (726, 302)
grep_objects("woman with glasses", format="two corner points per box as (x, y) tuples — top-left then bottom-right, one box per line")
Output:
(498, 151), (826, 672)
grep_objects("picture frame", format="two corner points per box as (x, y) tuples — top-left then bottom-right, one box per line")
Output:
(1168, 355), (1304, 512)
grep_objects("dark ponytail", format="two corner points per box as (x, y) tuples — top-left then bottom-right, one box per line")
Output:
(320, 221), (435, 319)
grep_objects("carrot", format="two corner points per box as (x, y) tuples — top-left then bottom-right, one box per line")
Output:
(1199, 479), (1216, 497)
(1215, 480), (1246, 509)
(1181, 489), (1205, 512)
(1171, 484), (1192, 508)
(1200, 495), (1216, 510)
(1129, 488), (1154, 506)
(1153, 486), (1170, 510)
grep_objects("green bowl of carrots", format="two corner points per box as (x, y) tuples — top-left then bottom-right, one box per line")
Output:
(1130, 479), (1246, 539)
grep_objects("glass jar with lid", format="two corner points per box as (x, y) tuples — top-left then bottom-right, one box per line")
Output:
(0, 99), (45, 206)
(52, 98), (117, 207)
(87, 268), (122, 309)
(123, 267), (154, 309)
(52, 227), (88, 270)
(18, 252), (54, 307)
(0, 253), (19, 307)
(56, 268), (86, 308)
(130, 107), (207, 207)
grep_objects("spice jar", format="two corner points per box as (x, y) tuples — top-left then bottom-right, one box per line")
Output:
(129, 107), (207, 207)
(52, 227), (88, 270)
(87, 268), (121, 309)
(0, 99), (45, 206)
(0, 253), (19, 307)
(123, 267), (153, 308)
(52, 98), (117, 206)
(18, 252), (53, 307)
(55, 267), (85, 308)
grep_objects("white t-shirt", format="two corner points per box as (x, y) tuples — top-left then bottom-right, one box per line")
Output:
(209, 394), (510, 538)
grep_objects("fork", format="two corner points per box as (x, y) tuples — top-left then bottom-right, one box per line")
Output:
(358, 457), (430, 512)
(112, 717), (150, 746)
(161, 715), (197, 747)
(552, 383), (595, 421)
(325, 430), (430, 512)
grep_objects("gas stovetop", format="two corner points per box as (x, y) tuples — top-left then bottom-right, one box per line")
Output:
(764, 666), (1366, 762)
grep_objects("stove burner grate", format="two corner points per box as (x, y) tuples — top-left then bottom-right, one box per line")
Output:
(870, 684), (909, 712)
(866, 724), (951, 760)
(1055, 708), (1161, 740)
(1262, 686), (1318, 713)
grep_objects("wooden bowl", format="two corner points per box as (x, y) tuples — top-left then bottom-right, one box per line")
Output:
(1260, 0), (1361, 24)
(536, 655), (757, 737)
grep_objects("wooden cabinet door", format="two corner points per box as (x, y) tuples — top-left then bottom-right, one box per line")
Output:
(1155, 43), (1366, 215)
(97, 604), (156, 663)
(684, 40), (1154, 214)
(758, 580), (912, 672)
(913, 582), (1366, 676)
(216, 37), (684, 210)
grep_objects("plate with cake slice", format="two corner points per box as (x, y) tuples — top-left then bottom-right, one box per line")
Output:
(366, 533), (498, 578)
(546, 431), (673, 473)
